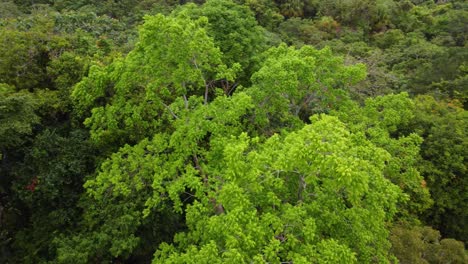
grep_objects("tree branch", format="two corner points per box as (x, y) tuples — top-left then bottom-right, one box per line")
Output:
(191, 55), (209, 104)
(162, 102), (178, 119)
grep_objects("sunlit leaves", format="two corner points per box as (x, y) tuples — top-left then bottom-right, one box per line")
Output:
(72, 12), (236, 148)
(152, 115), (401, 263)
(332, 93), (432, 216)
(247, 44), (366, 133)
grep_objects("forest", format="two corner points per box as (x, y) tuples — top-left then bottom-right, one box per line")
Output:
(0, 0), (467, 263)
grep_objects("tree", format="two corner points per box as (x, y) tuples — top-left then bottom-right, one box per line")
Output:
(72, 12), (236, 149)
(409, 95), (468, 242)
(55, 91), (255, 263)
(0, 84), (40, 153)
(3, 1), (467, 262)
(151, 114), (401, 263)
(57, 14), (407, 260)
(177, 0), (267, 85)
(278, 0), (305, 18)
(331, 93), (433, 217)
(246, 44), (366, 135)
(0, 25), (51, 91)
(390, 224), (468, 264)
(57, 106), (403, 262)
(0, 84), (40, 261)
(0, 1), (22, 18)
(234, 0), (283, 30)
(9, 129), (96, 263)
(310, 0), (396, 32)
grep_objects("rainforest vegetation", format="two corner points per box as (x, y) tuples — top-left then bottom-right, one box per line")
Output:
(0, 0), (467, 263)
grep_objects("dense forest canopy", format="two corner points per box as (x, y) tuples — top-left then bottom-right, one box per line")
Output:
(0, 0), (467, 263)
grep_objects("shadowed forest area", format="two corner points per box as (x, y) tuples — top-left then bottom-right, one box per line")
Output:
(0, 0), (467, 263)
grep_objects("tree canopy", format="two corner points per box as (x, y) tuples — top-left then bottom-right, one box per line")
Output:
(1, 0), (467, 263)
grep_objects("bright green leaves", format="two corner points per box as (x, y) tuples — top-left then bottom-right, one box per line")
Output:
(152, 115), (401, 263)
(4, 0), (467, 263)
(71, 62), (114, 116)
(247, 44), (366, 134)
(332, 93), (432, 217)
(63, 96), (403, 262)
(136, 13), (224, 96)
(51, 4), (465, 262)
(313, 239), (357, 264)
(56, 136), (163, 261)
(56, 92), (254, 262)
(86, 138), (156, 199)
(66, 32), (407, 261)
(72, 12), (237, 148)
(270, 115), (399, 262)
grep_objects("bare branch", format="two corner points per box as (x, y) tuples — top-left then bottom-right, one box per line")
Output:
(162, 102), (178, 119)
(183, 94), (189, 110)
(191, 55), (209, 104)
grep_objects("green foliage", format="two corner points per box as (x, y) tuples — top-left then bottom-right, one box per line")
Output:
(2, 0), (467, 262)
(371, 4), (468, 102)
(390, 224), (468, 264)
(0, 84), (40, 150)
(409, 95), (468, 242)
(72, 12), (235, 148)
(276, 17), (341, 47)
(0, 7), (115, 98)
(9, 129), (95, 263)
(332, 93), (433, 217)
(278, 0), (305, 18)
(46, 51), (91, 109)
(53, 10), (129, 46)
(0, 1), (22, 18)
(309, 0), (396, 32)
(247, 44), (366, 134)
(152, 114), (401, 263)
(0, 25), (51, 90)
(56, 92), (254, 262)
(52, 0), (175, 23)
(57, 90), (406, 262)
(235, 0), (283, 30)
(178, 0), (267, 84)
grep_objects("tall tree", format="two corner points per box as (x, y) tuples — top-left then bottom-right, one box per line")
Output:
(246, 44), (366, 135)
(177, 0), (268, 85)
(151, 114), (402, 263)
(72, 12), (236, 150)
(410, 95), (467, 242)
(331, 93), (433, 217)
